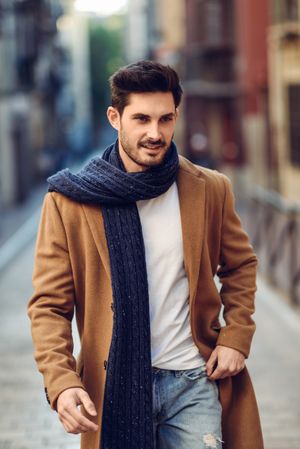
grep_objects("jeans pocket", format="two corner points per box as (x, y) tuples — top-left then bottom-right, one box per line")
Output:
(208, 378), (219, 397)
(181, 365), (207, 381)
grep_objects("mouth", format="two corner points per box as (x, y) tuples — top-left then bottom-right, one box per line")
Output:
(140, 142), (165, 151)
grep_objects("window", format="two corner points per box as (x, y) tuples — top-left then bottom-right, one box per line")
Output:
(189, 0), (234, 45)
(206, 0), (223, 44)
(286, 0), (299, 21)
(272, 0), (299, 23)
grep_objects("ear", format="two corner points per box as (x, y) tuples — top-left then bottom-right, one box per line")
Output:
(107, 106), (121, 131)
(175, 108), (179, 119)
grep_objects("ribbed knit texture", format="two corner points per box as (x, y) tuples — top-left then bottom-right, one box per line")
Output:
(47, 140), (179, 449)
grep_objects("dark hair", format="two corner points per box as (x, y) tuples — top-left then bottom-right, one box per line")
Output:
(109, 60), (183, 115)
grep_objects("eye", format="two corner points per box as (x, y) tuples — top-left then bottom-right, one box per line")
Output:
(134, 116), (149, 123)
(160, 116), (173, 123)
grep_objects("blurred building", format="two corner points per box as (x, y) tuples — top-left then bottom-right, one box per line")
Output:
(269, 0), (300, 201)
(182, 0), (238, 173)
(234, 0), (269, 190)
(56, 8), (92, 157)
(249, 0), (300, 306)
(148, 0), (186, 150)
(148, 0), (185, 65)
(125, 0), (185, 66)
(125, 0), (150, 61)
(0, 0), (91, 209)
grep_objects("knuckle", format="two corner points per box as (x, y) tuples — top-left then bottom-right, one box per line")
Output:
(218, 364), (226, 372)
(65, 402), (74, 412)
(59, 402), (68, 411)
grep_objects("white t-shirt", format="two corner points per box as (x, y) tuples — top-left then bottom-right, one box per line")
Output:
(136, 182), (205, 370)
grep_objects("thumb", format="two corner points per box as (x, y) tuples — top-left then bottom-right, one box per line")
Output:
(77, 390), (97, 416)
(206, 348), (218, 376)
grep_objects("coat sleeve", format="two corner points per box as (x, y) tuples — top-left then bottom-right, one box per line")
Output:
(216, 174), (258, 358)
(28, 193), (85, 410)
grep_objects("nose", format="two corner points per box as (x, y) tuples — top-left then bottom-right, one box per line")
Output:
(146, 122), (161, 140)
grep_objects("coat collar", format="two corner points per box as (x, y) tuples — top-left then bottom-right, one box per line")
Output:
(82, 155), (206, 304)
(177, 156), (206, 305)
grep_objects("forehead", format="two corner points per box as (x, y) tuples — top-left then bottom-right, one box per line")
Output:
(124, 92), (175, 116)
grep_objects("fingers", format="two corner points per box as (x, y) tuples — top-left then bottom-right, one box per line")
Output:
(57, 388), (98, 435)
(207, 346), (245, 380)
(78, 389), (97, 417)
(208, 363), (244, 380)
(206, 348), (218, 377)
(59, 407), (98, 434)
(59, 409), (91, 434)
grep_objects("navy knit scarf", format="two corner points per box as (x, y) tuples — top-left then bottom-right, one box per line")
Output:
(47, 140), (179, 449)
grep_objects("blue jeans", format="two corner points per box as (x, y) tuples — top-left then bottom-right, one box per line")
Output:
(152, 365), (223, 449)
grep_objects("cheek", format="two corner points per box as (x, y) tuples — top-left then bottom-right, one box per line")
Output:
(164, 126), (175, 139)
(126, 123), (143, 136)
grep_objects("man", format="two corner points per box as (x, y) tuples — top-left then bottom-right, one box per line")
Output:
(28, 60), (264, 449)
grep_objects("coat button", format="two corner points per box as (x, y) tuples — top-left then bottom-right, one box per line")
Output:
(104, 360), (108, 370)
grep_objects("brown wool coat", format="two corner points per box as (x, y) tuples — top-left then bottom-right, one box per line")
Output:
(28, 156), (264, 449)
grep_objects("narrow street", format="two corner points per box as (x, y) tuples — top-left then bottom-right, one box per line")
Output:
(0, 236), (300, 448)
(0, 0), (299, 448)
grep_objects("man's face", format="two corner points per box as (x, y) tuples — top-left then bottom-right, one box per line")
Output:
(107, 92), (178, 172)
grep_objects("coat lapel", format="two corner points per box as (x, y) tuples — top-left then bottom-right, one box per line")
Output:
(177, 157), (206, 306)
(81, 203), (111, 277)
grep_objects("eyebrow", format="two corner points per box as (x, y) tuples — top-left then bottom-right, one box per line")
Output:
(131, 112), (176, 119)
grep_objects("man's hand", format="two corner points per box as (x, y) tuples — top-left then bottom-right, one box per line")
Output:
(57, 388), (98, 434)
(206, 345), (245, 380)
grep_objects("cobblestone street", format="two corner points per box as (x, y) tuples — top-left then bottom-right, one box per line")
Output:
(0, 238), (300, 448)
(0, 243), (79, 449)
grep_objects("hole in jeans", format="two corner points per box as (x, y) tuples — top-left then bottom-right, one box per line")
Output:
(203, 433), (223, 448)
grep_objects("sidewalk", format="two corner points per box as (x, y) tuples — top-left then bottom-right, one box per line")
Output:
(247, 275), (300, 449)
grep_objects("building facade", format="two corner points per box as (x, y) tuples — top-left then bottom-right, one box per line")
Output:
(125, 0), (150, 62)
(268, 0), (300, 201)
(182, 0), (240, 176)
(0, 0), (92, 209)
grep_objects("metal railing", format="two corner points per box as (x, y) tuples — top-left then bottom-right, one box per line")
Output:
(245, 186), (300, 306)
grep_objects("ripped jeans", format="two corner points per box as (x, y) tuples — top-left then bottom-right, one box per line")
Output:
(152, 365), (223, 449)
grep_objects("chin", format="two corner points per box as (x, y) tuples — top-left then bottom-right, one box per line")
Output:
(142, 155), (166, 167)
